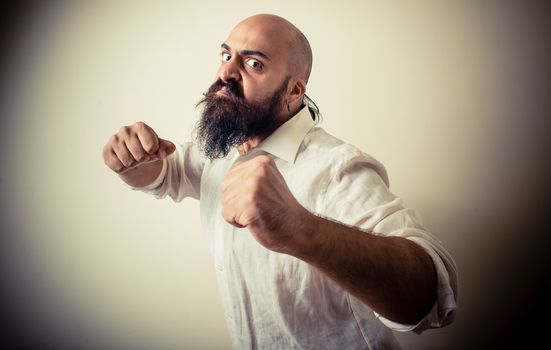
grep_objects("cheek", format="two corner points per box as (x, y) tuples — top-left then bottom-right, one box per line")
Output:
(242, 80), (259, 103)
(243, 79), (277, 104)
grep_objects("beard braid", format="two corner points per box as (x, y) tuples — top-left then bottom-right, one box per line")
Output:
(195, 77), (289, 161)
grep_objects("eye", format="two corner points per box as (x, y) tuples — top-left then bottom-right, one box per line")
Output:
(245, 58), (263, 70)
(221, 52), (231, 62)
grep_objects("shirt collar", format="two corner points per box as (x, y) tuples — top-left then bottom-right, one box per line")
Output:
(255, 106), (315, 164)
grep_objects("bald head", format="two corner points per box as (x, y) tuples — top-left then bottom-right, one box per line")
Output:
(233, 14), (313, 83)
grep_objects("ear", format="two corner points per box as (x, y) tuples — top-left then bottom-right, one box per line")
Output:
(286, 78), (306, 107)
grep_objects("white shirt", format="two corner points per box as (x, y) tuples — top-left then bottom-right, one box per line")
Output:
(134, 107), (458, 349)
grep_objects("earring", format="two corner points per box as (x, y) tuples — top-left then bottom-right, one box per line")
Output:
(287, 104), (290, 112)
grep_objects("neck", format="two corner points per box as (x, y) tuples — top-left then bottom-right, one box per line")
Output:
(237, 109), (297, 155)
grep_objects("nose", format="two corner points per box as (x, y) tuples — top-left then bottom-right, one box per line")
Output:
(218, 58), (241, 83)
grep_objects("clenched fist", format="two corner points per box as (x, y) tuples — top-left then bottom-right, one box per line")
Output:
(103, 121), (175, 187)
(220, 155), (312, 255)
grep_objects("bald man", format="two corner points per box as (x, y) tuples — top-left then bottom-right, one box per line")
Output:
(103, 14), (457, 349)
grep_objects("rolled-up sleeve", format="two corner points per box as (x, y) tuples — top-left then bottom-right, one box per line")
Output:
(320, 154), (458, 334)
(129, 142), (205, 202)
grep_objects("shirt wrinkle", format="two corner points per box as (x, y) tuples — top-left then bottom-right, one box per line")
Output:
(346, 292), (373, 350)
(131, 107), (458, 349)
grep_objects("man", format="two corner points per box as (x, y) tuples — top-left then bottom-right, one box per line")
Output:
(102, 14), (457, 349)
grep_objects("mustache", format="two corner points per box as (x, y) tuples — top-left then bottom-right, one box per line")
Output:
(204, 79), (244, 100)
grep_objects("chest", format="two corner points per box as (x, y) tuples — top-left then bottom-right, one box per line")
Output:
(198, 153), (323, 284)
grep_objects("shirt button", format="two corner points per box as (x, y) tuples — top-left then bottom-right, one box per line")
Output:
(216, 264), (224, 271)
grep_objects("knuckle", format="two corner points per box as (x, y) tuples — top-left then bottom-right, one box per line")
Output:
(108, 134), (119, 144)
(134, 121), (146, 129)
(119, 125), (132, 136)
(102, 144), (111, 159)
(138, 134), (158, 154)
(103, 147), (116, 162)
(119, 154), (135, 167)
(142, 141), (157, 154)
(135, 153), (149, 162)
(103, 154), (114, 167)
(244, 190), (257, 205)
(116, 139), (127, 150)
(255, 165), (267, 177)
(129, 139), (147, 158)
(106, 159), (124, 173)
(114, 165), (126, 174)
(221, 208), (232, 222)
(249, 176), (261, 188)
(135, 121), (151, 135)
(251, 165), (267, 182)
(126, 158), (137, 167)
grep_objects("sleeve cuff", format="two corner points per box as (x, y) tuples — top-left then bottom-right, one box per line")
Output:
(373, 311), (422, 333)
(374, 235), (458, 334)
(373, 302), (435, 333)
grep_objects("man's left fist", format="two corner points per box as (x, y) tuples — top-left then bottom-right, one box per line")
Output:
(220, 155), (307, 254)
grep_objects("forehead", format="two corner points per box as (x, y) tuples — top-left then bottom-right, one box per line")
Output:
(224, 22), (291, 64)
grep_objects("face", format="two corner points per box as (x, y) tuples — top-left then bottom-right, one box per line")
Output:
(215, 18), (292, 106)
(194, 18), (296, 160)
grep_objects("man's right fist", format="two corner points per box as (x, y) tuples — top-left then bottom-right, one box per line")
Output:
(102, 121), (175, 174)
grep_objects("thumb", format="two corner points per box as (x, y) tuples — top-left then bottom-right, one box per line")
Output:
(158, 139), (176, 159)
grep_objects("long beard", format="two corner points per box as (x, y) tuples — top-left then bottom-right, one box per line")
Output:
(195, 78), (288, 161)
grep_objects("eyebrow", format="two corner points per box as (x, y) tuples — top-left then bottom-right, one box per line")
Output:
(221, 43), (271, 61)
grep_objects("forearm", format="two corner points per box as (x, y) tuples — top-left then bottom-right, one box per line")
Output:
(292, 209), (437, 325)
(220, 155), (440, 325)
(118, 159), (164, 188)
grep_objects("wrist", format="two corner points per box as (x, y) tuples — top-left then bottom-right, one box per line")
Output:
(288, 207), (324, 260)
(119, 159), (164, 188)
